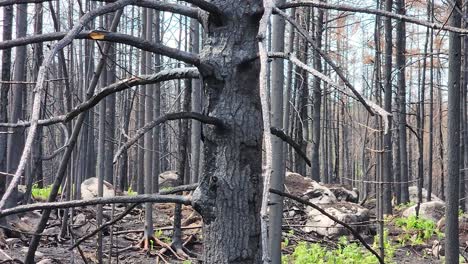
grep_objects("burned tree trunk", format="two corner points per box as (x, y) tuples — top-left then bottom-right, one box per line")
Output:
(191, 2), (263, 263)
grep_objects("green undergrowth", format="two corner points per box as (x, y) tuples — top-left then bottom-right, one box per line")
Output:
(126, 186), (137, 196)
(282, 234), (396, 264)
(394, 215), (442, 246)
(31, 184), (61, 201)
(394, 201), (416, 211)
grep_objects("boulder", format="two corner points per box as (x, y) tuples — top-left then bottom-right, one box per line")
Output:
(303, 181), (337, 204)
(402, 201), (445, 222)
(80, 177), (115, 200)
(304, 202), (371, 237)
(159, 171), (179, 189)
(285, 172), (336, 204)
(408, 186), (441, 203)
(327, 186), (359, 203)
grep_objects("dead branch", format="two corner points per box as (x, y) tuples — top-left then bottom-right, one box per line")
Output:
(0, 194), (191, 218)
(0, 0), (49, 6)
(258, 1), (275, 262)
(0, 31), (199, 66)
(0, 68), (199, 128)
(113, 112), (225, 163)
(93, 0), (222, 19)
(0, 0), (139, 211)
(269, 188), (384, 264)
(273, 7), (375, 116)
(278, 1), (468, 34)
(69, 203), (139, 250)
(270, 127), (311, 166)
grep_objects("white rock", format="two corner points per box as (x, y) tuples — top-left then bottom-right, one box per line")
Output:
(303, 181), (337, 204)
(81, 177), (115, 200)
(304, 202), (370, 238)
(402, 201), (445, 222)
(37, 259), (60, 264)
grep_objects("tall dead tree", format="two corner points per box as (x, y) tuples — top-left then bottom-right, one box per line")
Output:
(0, 4), (13, 198)
(312, 7), (323, 183)
(6, 3), (27, 208)
(445, 0), (462, 261)
(396, 0), (410, 203)
(383, 0), (393, 214)
(269, 0), (286, 262)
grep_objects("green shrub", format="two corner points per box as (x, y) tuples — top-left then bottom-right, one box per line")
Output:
(283, 236), (393, 264)
(127, 186), (137, 196)
(31, 184), (61, 201)
(394, 215), (442, 245)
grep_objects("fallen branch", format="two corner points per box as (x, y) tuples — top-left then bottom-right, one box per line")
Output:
(269, 188), (384, 264)
(69, 203), (139, 250)
(113, 225), (202, 235)
(0, 194), (191, 218)
(160, 183), (198, 195)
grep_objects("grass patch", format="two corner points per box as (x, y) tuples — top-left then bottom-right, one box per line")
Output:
(31, 184), (61, 201)
(394, 215), (443, 245)
(283, 235), (396, 264)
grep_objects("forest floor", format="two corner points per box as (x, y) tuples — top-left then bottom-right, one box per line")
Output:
(0, 193), (464, 263)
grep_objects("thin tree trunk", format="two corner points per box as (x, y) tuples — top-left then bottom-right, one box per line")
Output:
(27, 2), (44, 205)
(382, 0), (393, 214)
(190, 15), (201, 184)
(312, 7), (323, 183)
(0, 4), (13, 198)
(142, 7), (154, 247)
(269, 0), (286, 262)
(427, 0), (434, 201)
(444, 0), (462, 261)
(6, 3), (27, 209)
(396, 0), (409, 203)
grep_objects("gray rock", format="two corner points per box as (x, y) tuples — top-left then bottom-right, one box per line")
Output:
(402, 201), (445, 222)
(159, 171), (179, 189)
(304, 202), (371, 238)
(408, 186), (441, 203)
(21, 247), (43, 258)
(328, 186), (359, 203)
(81, 177), (115, 199)
(74, 213), (87, 226)
(303, 181), (337, 204)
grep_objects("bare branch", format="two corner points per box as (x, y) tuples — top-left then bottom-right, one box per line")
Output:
(269, 188), (384, 264)
(0, 68), (200, 128)
(0, 0), (139, 210)
(270, 127), (311, 167)
(278, 1), (468, 34)
(113, 112), (226, 163)
(273, 7), (375, 116)
(69, 203), (139, 250)
(0, 0), (49, 6)
(258, 1), (274, 262)
(0, 31), (200, 66)
(0, 194), (191, 218)
(269, 52), (392, 126)
(94, 0), (222, 19)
